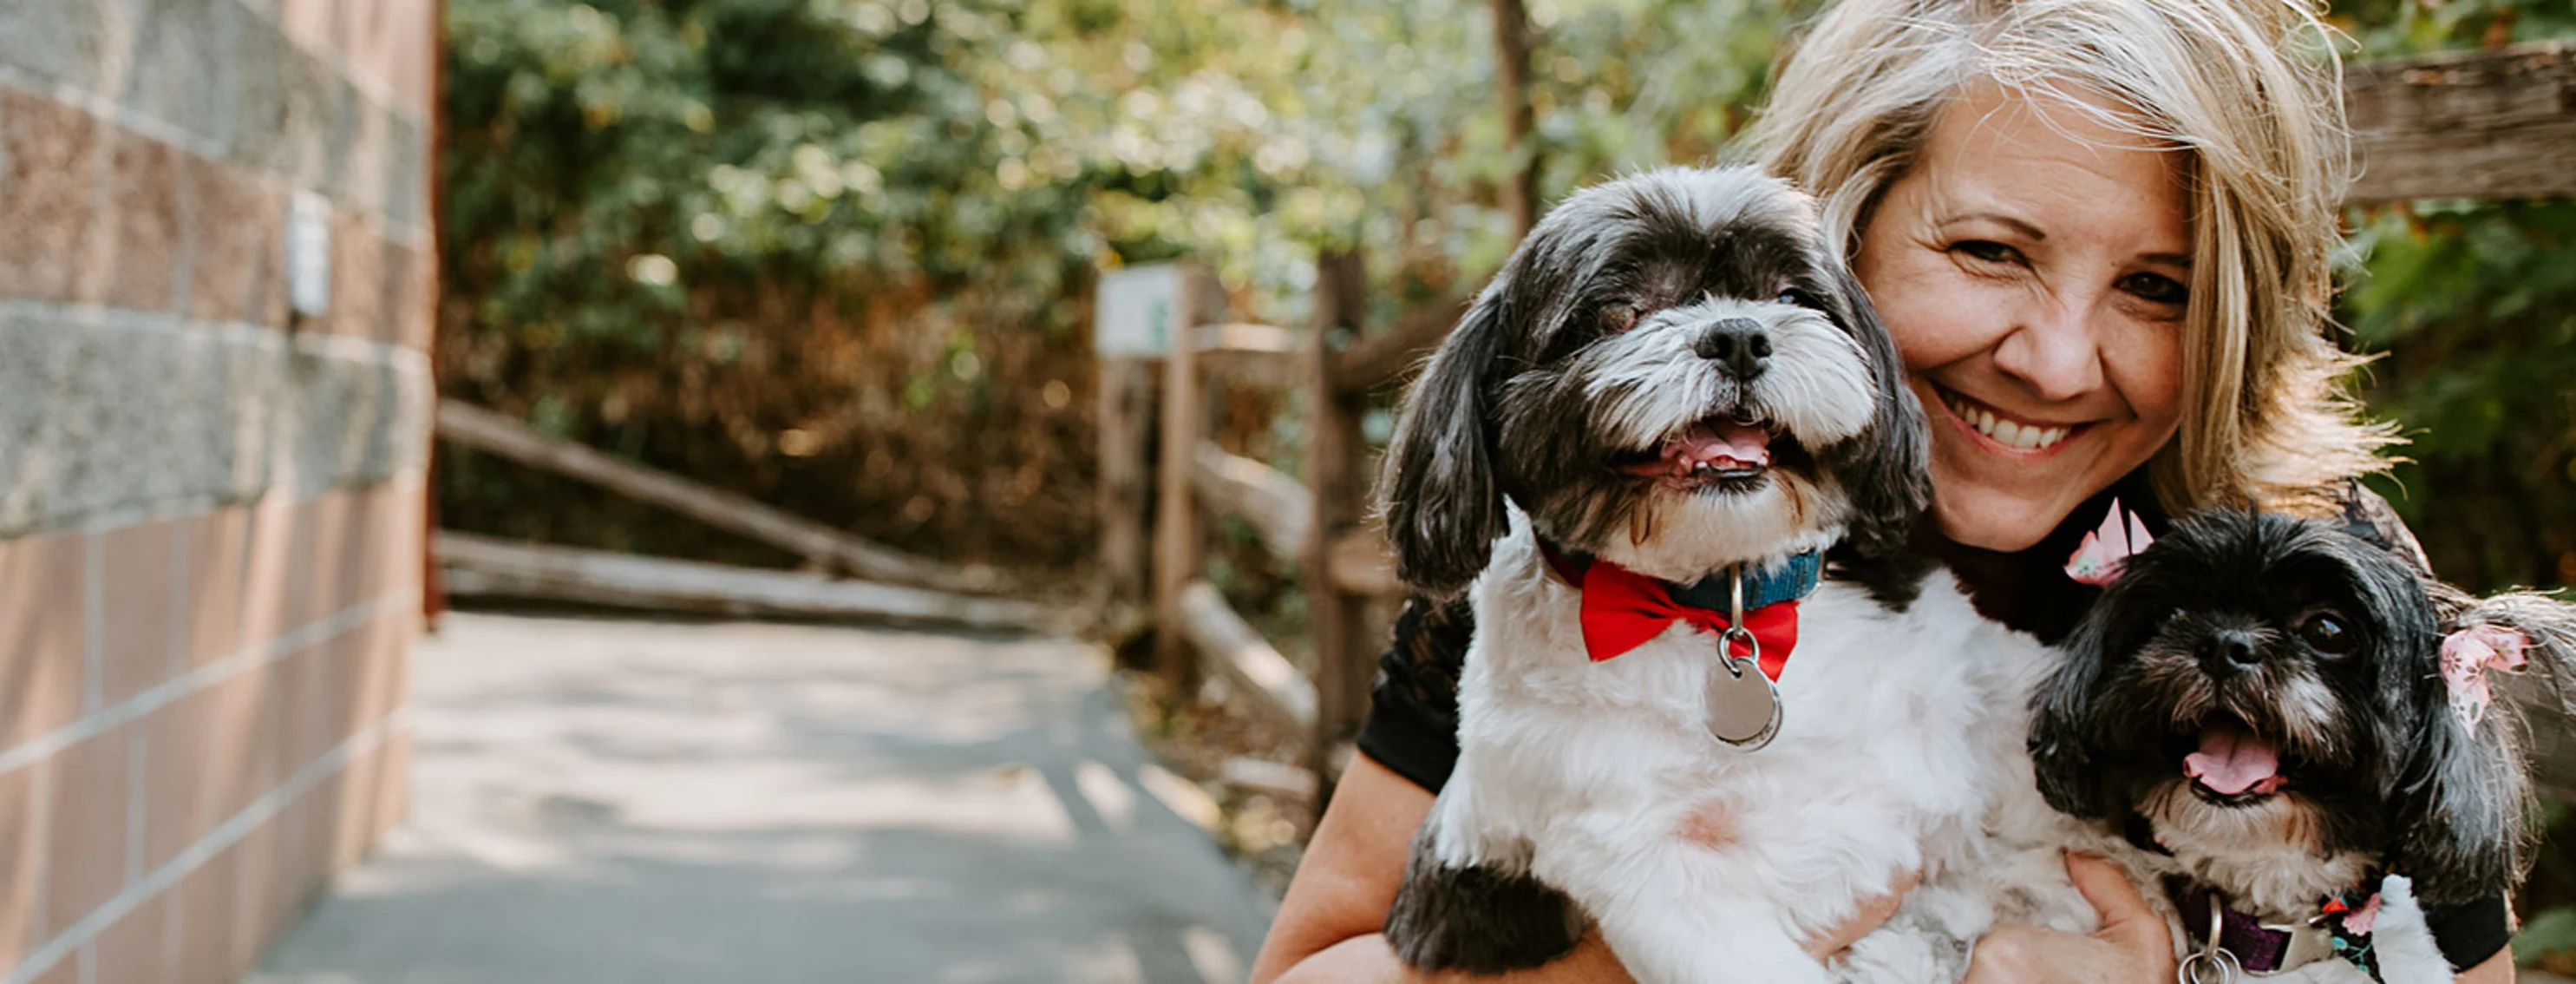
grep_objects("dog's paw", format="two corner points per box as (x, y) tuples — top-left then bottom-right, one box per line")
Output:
(1384, 852), (1586, 974)
(2364, 875), (2456, 984)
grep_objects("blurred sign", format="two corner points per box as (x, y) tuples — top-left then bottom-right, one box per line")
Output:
(289, 191), (331, 317)
(1093, 264), (1186, 358)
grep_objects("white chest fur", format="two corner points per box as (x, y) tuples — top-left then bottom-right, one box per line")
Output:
(1426, 525), (2051, 984)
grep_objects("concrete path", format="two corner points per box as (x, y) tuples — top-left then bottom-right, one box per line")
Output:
(251, 613), (1276, 984)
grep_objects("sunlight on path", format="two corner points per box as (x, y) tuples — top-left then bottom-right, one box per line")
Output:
(251, 613), (1273, 984)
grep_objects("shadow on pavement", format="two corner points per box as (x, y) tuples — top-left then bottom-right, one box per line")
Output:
(252, 613), (1273, 984)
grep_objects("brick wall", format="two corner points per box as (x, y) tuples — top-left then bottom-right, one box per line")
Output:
(0, 2), (436, 983)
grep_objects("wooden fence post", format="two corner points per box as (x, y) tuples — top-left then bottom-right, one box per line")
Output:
(1153, 266), (1215, 691)
(1304, 251), (1374, 799)
(1096, 358), (1157, 626)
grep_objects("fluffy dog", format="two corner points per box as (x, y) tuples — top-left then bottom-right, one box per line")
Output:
(1375, 165), (2043, 984)
(1997, 511), (2576, 981)
(1851, 511), (2576, 982)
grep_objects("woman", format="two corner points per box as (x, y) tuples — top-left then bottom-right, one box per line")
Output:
(1250, 0), (2522, 981)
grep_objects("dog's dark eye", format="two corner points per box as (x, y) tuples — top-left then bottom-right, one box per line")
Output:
(1602, 303), (1639, 332)
(1777, 288), (1814, 308)
(2299, 613), (2354, 656)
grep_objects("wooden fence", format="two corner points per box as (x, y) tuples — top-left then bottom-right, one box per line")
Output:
(1104, 40), (2576, 804)
(1104, 253), (1406, 793)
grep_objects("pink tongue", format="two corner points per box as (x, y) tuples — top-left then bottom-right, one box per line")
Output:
(2184, 725), (2284, 796)
(1668, 420), (1771, 470)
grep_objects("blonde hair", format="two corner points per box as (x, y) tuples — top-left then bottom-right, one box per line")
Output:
(1745, 0), (2395, 515)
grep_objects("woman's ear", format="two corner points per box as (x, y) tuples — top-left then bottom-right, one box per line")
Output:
(2029, 600), (2116, 821)
(1819, 262), (1929, 561)
(1376, 288), (1510, 597)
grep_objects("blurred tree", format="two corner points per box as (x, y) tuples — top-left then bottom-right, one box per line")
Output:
(1492, 0), (1540, 240)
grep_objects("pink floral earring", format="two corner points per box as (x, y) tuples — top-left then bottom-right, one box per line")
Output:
(2064, 498), (2156, 587)
(2441, 625), (2529, 728)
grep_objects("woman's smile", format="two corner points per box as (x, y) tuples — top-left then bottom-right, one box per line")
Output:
(1927, 384), (2083, 455)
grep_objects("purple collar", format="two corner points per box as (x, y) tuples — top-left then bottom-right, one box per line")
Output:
(2174, 883), (2297, 973)
(2167, 878), (2385, 979)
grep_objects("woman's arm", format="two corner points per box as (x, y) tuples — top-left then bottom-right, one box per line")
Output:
(1249, 753), (1635, 983)
(2458, 953), (2515, 983)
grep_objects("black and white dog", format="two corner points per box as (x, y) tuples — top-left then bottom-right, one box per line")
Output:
(1846, 511), (2576, 983)
(1376, 166), (2049, 984)
(1989, 511), (2576, 981)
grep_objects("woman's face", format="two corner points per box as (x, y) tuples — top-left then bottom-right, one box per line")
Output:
(1854, 86), (2192, 553)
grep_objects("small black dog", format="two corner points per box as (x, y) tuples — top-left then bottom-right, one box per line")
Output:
(2025, 510), (2576, 981)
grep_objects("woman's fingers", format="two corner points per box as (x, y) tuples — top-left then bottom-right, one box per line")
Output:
(1803, 869), (1923, 961)
(1959, 854), (2175, 984)
(2064, 851), (2171, 956)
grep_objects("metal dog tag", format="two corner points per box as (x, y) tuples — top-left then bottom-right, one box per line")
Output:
(2177, 898), (2242, 984)
(1705, 627), (1781, 750)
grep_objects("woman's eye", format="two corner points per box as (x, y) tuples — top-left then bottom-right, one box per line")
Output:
(2298, 613), (2353, 656)
(2119, 272), (2190, 306)
(1952, 240), (2023, 266)
(1602, 303), (1639, 332)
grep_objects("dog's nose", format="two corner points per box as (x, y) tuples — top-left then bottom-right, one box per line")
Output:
(1693, 318), (1771, 381)
(2201, 630), (2263, 674)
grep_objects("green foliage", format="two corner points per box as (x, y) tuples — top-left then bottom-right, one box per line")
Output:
(2328, 2), (2576, 593)
(2518, 905), (2576, 969)
(441, 0), (1822, 349)
(444, 0), (1087, 340)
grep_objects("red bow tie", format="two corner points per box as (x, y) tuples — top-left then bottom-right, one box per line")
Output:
(1567, 559), (1801, 680)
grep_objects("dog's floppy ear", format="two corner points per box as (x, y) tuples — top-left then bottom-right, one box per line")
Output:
(2387, 589), (2576, 904)
(1376, 287), (1511, 597)
(1818, 261), (1929, 562)
(2386, 676), (2527, 905)
(2029, 595), (2119, 822)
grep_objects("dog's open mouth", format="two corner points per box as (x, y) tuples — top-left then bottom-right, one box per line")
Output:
(1613, 414), (1795, 492)
(2180, 715), (2287, 804)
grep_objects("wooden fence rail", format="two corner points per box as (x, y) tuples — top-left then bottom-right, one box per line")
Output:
(439, 401), (1004, 595)
(437, 532), (1058, 632)
(1129, 42), (2576, 805)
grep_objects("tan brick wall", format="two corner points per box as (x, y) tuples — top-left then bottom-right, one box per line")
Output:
(0, 1), (435, 982)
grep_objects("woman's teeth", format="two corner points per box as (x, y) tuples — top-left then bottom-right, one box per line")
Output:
(1941, 390), (2070, 450)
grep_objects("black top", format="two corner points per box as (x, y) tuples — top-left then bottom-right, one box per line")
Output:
(1353, 471), (2512, 971)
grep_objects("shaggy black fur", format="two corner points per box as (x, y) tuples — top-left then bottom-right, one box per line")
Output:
(1383, 814), (1588, 974)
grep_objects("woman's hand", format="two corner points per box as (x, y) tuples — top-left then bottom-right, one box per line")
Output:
(1808, 870), (1920, 961)
(1963, 852), (2174, 984)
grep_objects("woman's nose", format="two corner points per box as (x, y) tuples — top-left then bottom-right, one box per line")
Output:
(1989, 293), (2106, 403)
